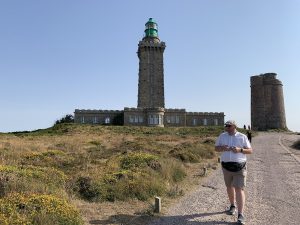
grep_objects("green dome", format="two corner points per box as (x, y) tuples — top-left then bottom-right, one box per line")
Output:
(144, 18), (158, 38)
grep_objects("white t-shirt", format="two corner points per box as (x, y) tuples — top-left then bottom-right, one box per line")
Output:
(215, 131), (252, 163)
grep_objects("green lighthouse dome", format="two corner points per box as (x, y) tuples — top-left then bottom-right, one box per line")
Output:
(143, 18), (160, 42)
(144, 18), (158, 37)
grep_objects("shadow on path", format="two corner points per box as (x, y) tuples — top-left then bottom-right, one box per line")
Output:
(89, 211), (237, 225)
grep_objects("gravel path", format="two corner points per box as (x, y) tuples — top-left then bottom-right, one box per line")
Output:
(148, 132), (300, 225)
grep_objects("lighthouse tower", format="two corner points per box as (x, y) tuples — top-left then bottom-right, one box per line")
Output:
(137, 18), (166, 108)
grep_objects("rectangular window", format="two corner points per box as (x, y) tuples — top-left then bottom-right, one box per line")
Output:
(167, 115), (180, 124)
(129, 116), (134, 123)
(203, 118), (207, 126)
(166, 116), (171, 123)
(93, 117), (97, 124)
(81, 116), (85, 123)
(175, 116), (179, 124)
(154, 115), (159, 124)
(148, 114), (159, 125)
(139, 116), (144, 123)
(214, 119), (218, 125)
(148, 115), (153, 124)
(105, 117), (110, 124)
(171, 116), (175, 123)
(193, 118), (197, 126)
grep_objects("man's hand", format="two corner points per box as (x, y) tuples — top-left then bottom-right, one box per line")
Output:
(230, 146), (241, 153)
(223, 145), (230, 151)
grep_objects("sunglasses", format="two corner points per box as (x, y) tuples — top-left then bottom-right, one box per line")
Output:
(225, 125), (232, 127)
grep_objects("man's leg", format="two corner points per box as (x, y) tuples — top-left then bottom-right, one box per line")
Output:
(235, 187), (245, 214)
(226, 186), (235, 205)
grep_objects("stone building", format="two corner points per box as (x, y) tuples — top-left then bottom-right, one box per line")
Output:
(74, 18), (224, 127)
(251, 73), (287, 131)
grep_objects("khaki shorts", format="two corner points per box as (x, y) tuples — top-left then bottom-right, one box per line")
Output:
(222, 166), (247, 188)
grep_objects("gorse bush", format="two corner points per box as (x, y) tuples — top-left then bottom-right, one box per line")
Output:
(0, 193), (83, 225)
(169, 142), (215, 163)
(120, 152), (159, 170)
(22, 150), (75, 170)
(0, 165), (66, 197)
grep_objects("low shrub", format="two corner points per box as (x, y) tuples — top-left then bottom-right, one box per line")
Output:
(0, 193), (83, 225)
(102, 170), (165, 201)
(169, 142), (215, 163)
(120, 152), (159, 170)
(74, 169), (165, 202)
(74, 176), (102, 201)
(0, 165), (66, 197)
(22, 150), (75, 170)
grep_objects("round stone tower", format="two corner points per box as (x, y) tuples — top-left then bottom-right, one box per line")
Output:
(251, 73), (287, 131)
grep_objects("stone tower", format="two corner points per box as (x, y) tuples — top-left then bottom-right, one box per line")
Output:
(137, 18), (166, 108)
(251, 73), (287, 131)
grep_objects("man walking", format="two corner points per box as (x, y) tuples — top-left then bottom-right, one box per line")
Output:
(215, 120), (253, 225)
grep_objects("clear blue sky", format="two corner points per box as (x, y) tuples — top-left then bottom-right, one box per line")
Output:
(1, 0), (299, 132)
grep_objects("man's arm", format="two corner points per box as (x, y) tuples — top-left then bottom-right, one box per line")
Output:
(230, 146), (253, 154)
(215, 145), (230, 152)
(216, 145), (253, 154)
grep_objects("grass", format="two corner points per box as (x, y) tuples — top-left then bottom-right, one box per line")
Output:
(0, 123), (224, 223)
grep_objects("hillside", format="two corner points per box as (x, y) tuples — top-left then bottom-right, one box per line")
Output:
(0, 124), (225, 224)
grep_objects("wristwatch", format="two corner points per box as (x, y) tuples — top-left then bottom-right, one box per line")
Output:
(241, 148), (244, 153)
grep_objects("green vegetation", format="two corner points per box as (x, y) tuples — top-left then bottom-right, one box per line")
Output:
(55, 114), (74, 125)
(0, 165), (66, 197)
(0, 193), (83, 225)
(0, 123), (223, 223)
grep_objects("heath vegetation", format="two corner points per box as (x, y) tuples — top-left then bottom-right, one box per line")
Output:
(0, 123), (226, 224)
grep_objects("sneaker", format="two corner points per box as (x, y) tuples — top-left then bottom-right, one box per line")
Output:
(227, 205), (236, 215)
(237, 213), (245, 225)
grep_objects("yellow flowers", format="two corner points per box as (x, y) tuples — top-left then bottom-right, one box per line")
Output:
(0, 193), (83, 225)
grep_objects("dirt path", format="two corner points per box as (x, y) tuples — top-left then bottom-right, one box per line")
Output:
(148, 132), (300, 225)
